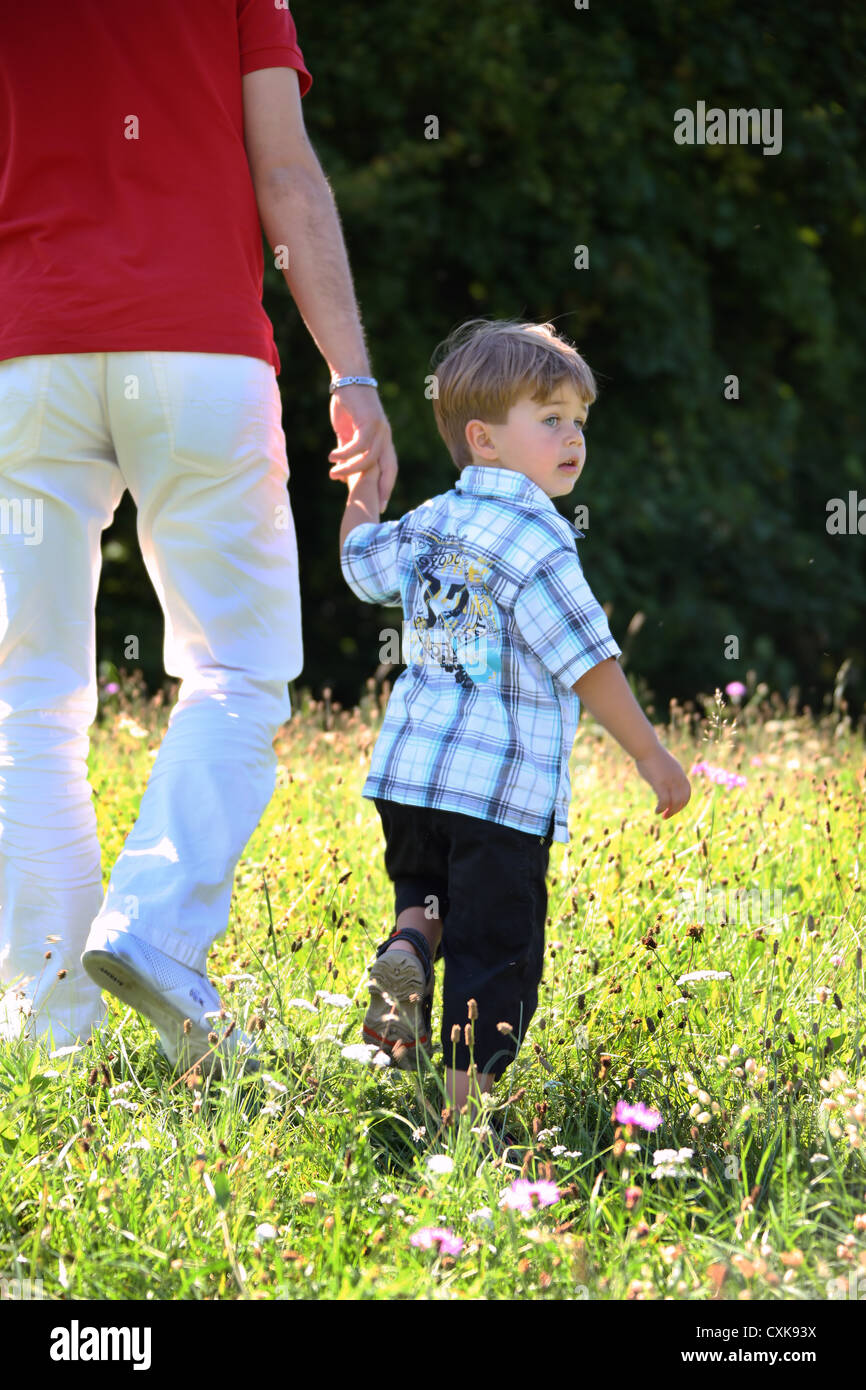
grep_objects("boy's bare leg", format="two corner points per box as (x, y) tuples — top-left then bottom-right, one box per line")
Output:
(385, 904), (442, 960)
(444, 1065), (495, 1121)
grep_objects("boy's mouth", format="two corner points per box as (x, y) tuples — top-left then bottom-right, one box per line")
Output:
(558, 458), (580, 471)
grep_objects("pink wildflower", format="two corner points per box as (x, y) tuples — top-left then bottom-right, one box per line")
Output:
(614, 1099), (663, 1131)
(409, 1226), (463, 1256)
(690, 760), (746, 789)
(499, 1179), (561, 1213)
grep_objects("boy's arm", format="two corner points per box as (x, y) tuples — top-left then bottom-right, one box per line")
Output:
(339, 467), (403, 607)
(573, 657), (691, 818)
(572, 656), (659, 759)
(340, 468), (381, 553)
(512, 547), (689, 818)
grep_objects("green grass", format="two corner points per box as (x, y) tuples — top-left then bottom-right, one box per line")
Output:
(1, 673), (864, 1301)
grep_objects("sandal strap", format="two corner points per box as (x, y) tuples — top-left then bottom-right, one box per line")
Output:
(375, 927), (434, 986)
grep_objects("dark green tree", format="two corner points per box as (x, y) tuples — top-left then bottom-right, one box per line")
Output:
(98, 0), (866, 719)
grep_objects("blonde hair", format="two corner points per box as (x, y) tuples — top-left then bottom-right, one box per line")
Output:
(429, 318), (598, 471)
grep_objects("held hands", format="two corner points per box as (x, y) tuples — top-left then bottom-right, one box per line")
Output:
(328, 385), (397, 513)
(634, 745), (692, 819)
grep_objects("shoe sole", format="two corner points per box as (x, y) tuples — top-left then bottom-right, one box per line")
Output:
(81, 947), (220, 1071)
(363, 955), (432, 1064)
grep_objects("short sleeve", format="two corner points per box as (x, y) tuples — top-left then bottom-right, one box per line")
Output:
(514, 550), (622, 689)
(238, 0), (313, 96)
(341, 521), (402, 606)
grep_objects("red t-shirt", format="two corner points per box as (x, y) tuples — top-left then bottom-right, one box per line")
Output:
(0, 1), (312, 377)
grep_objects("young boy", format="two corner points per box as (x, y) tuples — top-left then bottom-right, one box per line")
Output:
(339, 318), (690, 1122)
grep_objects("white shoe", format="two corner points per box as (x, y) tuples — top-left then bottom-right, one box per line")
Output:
(81, 927), (257, 1077)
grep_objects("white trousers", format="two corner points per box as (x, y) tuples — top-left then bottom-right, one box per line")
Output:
(0, 352), (303, 1045)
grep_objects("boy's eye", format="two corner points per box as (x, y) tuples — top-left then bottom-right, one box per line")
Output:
(544, 415), (586, 431)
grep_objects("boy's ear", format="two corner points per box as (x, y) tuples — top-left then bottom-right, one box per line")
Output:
(465, 419), (494, 458)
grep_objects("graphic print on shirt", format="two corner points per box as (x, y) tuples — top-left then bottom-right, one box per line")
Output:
(409, 536), (502, 689)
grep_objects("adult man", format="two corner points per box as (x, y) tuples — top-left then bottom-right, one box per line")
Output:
(0, 1), (394, 1067)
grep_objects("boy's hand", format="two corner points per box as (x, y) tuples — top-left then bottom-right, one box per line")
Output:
(328, 385), (397, 512)
(634, 746), (691, 819)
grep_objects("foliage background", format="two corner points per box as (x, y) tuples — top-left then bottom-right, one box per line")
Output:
(97, 0), (866, 717)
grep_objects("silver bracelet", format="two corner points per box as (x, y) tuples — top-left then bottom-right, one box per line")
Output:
(329, 374), (379, 394)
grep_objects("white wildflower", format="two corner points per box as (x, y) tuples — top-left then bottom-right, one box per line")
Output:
(468, 1207), (495, 1228)
(315, 990), (352, 1008)
(651, 1146), (694, 1178)
(653, 1147), (694, 1165)
(117, 714), (148, 739)
(286, 998), (318, 1013)
(261, 1073), (288, 1095)
(341, 1043), (379, 1064)
(676, 970), (732, 985)
(254, 1223), (277, 1241)
(425, 1154), (454, 1175)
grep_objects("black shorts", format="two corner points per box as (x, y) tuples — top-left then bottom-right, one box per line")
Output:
(374, 797), (554, 1078)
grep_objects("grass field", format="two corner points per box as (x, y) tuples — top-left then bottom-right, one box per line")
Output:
(1, 672), (864, 1302)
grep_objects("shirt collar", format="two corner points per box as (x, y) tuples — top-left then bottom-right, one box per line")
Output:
(455, 464), (585, 538)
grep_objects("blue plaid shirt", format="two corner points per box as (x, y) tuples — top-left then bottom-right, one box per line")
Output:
(340, 465), (622, 843)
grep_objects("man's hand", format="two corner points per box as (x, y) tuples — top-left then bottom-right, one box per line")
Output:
(328, 385), (397, 512)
